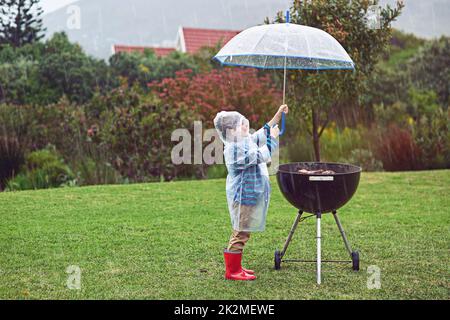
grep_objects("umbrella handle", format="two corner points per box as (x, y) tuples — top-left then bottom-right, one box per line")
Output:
(279, 112), (286, 136)
(272, 112), (286, 136)
(281, 9), (289, 137)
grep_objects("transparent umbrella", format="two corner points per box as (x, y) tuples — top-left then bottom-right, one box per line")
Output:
(214, 11), (355, 135)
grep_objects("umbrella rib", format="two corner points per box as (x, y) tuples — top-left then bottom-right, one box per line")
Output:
(248, 26), (271, 66)
(263, 55), (269, 68)
(304, 32), (314, 69)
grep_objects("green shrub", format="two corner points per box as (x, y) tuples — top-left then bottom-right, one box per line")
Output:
(372, 88), (450, 170)
(0, 58), (39, 105)
(320, 124), (369, 162)
(1, 87), (203, 185)
(373, 101), (410, 128)
(339, 149), (383, 172)
(109, 50), (199, 89)
(410, 105), (449, 170)
(6, 146), (75, 191)
(286, 134), (316, 162)
(206, 165), (227, 179)
(98, 87), (200, 182)
(0, 103), (33, 146)
(287, 123), (372, 164)
(408, 37), (450, 107)
(73, 156), (122, 186)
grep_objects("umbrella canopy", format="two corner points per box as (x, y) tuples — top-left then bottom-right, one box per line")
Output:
(214, 23), (354, 70)
(213, 12), (355, 135)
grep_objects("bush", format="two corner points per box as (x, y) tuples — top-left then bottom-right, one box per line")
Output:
(72, 154), (123, 187)
(6, 146), (75, 191)
(1, 98), (124, 187)
(287, 123), (373, 164)
(410, 104), (449, 170)
(0, 58), (39, 105)
(1, 86), (204, 186)
(97, 87), (199, 182)
(0, 136), (25, 190)
(339, 149), (383, 172)
(206, 165), (228, 179)
(374, 124), (423, 171)
(373, 101), (410, 128)
(0, 103), (33, 146)
(23, 97), (85, 155)
(408, 37), (450, 107)
(286, 133), (316, 163)
(101, 102), (197, 181)
(109, 50), (199, 89)
(148, 68), (281, 127)
(371, 87), (449, 170)
(320, 124), (369, 162)
(85, 83), (141, 119)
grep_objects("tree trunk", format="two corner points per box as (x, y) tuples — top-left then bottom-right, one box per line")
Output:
(15, 2), (21, 47)
(311, 107), (321, 162)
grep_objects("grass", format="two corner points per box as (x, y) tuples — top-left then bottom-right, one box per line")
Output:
(0, 170), (449, 300)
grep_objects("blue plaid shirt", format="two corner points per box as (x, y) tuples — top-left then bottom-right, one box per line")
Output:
(232, 123), (278, 206)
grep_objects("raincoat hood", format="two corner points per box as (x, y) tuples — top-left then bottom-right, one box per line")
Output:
(213, 111), (250, 144)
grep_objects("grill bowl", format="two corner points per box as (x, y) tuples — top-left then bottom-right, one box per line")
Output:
(276, 162), (361, 214)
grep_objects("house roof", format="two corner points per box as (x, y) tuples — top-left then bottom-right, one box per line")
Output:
(181, 27), (240, 53)
(113, 45), (176, 57)
(113, 27), (241, 57)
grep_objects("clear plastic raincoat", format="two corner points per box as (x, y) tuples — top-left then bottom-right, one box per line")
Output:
(214, 111), (278, 232)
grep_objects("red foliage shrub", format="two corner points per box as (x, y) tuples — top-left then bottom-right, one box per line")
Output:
(375, 124), (424, 171)
(148, 68), (282, 127)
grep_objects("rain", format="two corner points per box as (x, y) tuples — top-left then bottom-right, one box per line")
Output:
(0, 0), (448, 302)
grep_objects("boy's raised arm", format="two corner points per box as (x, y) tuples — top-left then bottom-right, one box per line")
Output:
(267, 104), (289, 127)
(226, 132), (279, 170)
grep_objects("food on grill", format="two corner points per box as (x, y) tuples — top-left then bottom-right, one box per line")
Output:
(298, 169), (336, 175)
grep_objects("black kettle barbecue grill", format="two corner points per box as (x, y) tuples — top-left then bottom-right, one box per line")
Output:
(274, 162), (362, 284)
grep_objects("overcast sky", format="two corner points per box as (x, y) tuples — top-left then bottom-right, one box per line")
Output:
(40, 0), (79, 14)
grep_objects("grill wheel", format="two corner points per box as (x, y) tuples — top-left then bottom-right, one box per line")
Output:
(352, 251), (360, 271)
(274, 250), (282, 270)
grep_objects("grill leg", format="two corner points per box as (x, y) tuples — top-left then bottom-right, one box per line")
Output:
(280, 210), (303, 258)
(332, 210), (353, 257)
(316, 212), (322, 285)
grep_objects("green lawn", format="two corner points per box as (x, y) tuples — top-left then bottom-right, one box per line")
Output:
(0, 170), (449, 299)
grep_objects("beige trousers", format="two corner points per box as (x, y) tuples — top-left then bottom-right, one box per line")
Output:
(227, 204), (253, 252)
(227, 230), (251, 252)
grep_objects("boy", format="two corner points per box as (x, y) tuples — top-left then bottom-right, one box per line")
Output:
(213, 105), (288, 281)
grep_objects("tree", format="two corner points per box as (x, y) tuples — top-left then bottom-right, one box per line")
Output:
(0, 32), (119, 105)
(0, 32), (117, 105)
(38, 32), (117, 104)
(408, 36), (450, 108)
(0, 0), (46, 47)
(362, 29), (425, 122)
(268, 0), (403, 161)
(109, 49), (200, 89)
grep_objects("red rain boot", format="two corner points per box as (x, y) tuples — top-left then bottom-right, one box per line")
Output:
(242, 267), (255, 275)
(224, 250), (256, 281)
